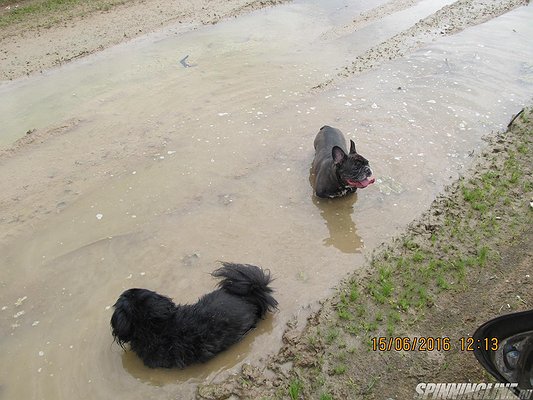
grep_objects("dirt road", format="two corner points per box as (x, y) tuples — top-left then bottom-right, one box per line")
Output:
(1, 1), (532, 399)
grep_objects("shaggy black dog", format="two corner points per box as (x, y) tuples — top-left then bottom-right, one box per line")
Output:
(110, 262), (278, 368)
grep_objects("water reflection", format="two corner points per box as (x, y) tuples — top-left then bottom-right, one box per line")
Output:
(312, 193), (363, 254)
(119, 313), (275, 385)
(309, 164), (364, 254)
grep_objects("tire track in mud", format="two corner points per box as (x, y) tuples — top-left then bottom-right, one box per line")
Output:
(332, 0), (528, 81)
(320, 0), (423, 40)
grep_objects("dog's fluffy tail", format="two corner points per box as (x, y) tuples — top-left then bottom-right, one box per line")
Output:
(212, 262), (278, 317)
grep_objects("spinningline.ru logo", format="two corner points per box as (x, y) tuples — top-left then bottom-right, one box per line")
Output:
(415, 382), (533, 399)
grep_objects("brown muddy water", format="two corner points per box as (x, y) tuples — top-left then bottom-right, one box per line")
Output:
(1, 1), (533, 399)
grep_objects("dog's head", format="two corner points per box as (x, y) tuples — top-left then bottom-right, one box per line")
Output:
(110, 288), (175, 348)
(332, 140), (375, 189)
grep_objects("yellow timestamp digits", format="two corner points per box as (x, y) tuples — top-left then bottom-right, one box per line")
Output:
(371, 337), (500, 352)
(371, 336), (451, 352)
(459, 337), (499, 351)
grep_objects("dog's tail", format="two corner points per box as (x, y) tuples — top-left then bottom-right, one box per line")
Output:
(212, 262), (278, 317)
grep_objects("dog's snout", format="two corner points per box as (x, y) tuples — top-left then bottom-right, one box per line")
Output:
(365, 166), (373, 176)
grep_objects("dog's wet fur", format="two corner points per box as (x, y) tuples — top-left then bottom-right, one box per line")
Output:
(110, 263), (277, 369)
(312, 125), (374, 198)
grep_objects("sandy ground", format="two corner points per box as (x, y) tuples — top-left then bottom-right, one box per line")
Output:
(0, 0), (287, 80)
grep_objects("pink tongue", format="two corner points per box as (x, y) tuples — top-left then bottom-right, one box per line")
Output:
(348, 177), (375, 188)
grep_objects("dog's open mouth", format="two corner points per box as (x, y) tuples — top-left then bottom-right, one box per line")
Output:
(347, 177), (375, 188)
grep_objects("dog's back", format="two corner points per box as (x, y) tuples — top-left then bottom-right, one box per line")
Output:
(110, 263), (277, 369)
(212, 262), (278, 318)
(312, 126), (348, 197)
(313, 125), (346, 153)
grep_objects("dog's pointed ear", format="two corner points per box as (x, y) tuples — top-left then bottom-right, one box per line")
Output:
(110, 297), (133, 347)
(349, 140), (357, 154)
(332, 146), (347, 165)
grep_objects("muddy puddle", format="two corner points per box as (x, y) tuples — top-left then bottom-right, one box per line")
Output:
(1, 1), (533, 399)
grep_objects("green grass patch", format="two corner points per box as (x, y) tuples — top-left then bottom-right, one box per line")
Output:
(289, 379), (303, 400)
(332, 364), (347, 375)
(325, 328), (339, 345)
(0, 0), (128, 29)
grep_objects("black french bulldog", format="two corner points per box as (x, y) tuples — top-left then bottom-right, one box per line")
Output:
(311, 125), (374, 198)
